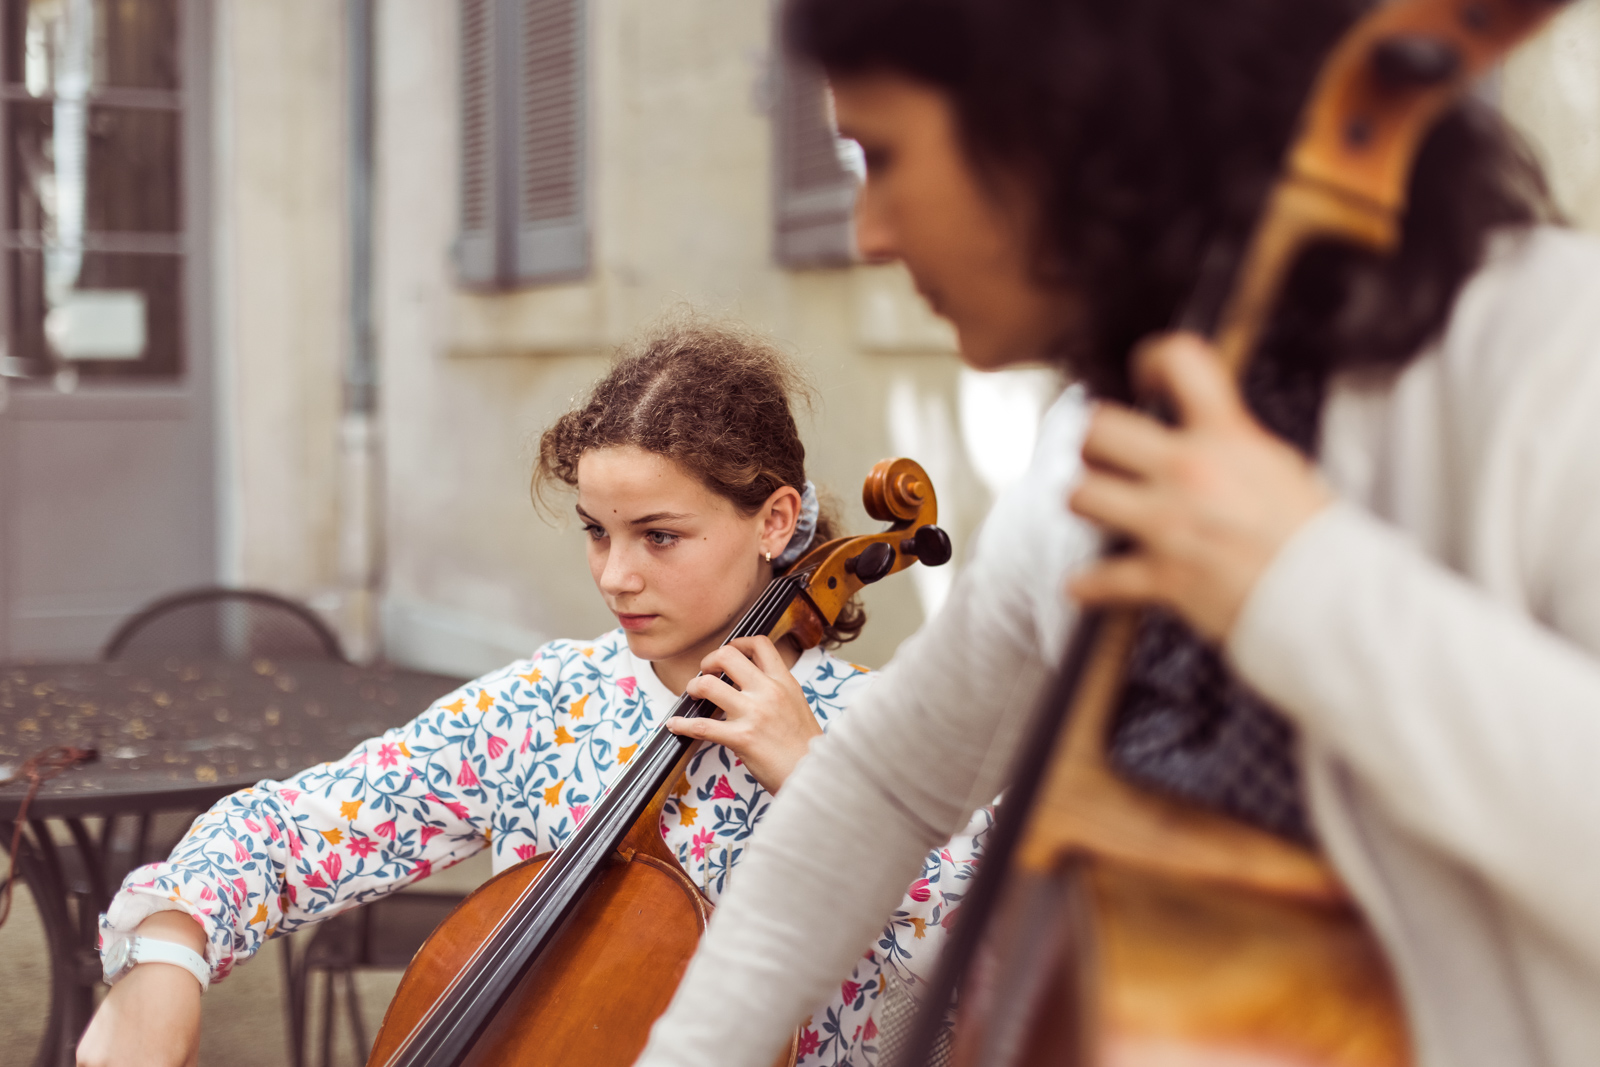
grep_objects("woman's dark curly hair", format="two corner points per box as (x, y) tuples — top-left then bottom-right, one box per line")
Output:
(533, 317), (865, 648)
(786, 0), (1554, 401)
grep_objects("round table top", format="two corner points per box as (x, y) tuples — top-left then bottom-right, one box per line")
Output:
(0, 657), (464, 818)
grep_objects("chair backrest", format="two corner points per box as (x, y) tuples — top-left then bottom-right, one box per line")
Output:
(103, 587), (346, 662)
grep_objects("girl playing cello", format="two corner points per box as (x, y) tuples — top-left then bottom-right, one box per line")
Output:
(77, 319), (990, 1067)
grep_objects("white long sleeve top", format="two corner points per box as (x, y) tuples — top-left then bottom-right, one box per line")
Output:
(637, 225), (1600, 1067)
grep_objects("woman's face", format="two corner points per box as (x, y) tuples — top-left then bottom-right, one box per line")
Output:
(832, 72), (1079, 370)
(576, 446), (799, 686)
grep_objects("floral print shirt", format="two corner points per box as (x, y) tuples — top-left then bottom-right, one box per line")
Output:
(100, 628), (990, 1066)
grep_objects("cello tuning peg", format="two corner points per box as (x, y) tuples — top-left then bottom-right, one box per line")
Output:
(845, 542), (896, 584)
(899, 525), (953, 568)
(1370, 34), (1462, 88)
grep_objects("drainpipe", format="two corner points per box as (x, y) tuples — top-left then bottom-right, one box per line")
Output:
(338, 0), (383, 662)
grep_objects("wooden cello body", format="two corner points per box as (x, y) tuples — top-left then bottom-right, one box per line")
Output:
(903, 1), (1576, 1064)
(368, 751), (785, 1067)
(367, 459), (951, 1067)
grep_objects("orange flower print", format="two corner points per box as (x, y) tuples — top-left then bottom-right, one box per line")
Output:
(475, 690), (495, 713)
(618, 743), (638, 764)
(677, 804), (698, 827)
(554, 726), (576, 745)
(543, 779), (565, 806)
(569, 695), (589, 720)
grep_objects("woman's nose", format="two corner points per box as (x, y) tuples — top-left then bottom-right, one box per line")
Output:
(599, 545), (644, 596)
(853, 184), (899, 265)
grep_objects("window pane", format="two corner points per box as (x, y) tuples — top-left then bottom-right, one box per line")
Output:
(7, 248), (182, 380)
(3, 0), (181, 93)
(8, 101), (181, 234)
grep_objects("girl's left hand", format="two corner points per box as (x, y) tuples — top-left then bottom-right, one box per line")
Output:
(666, 636), (822, 794)
(1067, 332), (1332, 641)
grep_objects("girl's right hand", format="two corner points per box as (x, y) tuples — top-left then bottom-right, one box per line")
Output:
(77, 913), (206, 1067)
(669, 636), (822, 793)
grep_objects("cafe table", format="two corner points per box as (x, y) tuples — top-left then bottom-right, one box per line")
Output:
(0, 655), (463, 1067)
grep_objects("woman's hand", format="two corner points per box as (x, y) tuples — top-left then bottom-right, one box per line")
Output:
(1067, 332), (1332, 641)
(665, 636), (822, 793)
(77, 912), (206, 1067)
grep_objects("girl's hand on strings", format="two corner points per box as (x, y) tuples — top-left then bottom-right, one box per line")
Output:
(1068, 331), (1332, 642)
(667, 636), (822, 794)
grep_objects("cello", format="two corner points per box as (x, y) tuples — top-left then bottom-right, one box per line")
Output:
(367, 457), (953, 1067)
(897, 0), (1575, 1064)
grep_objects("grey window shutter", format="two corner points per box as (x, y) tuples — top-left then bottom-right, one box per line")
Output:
(456, 0), (499, 286)
(455, 0), (588, 289)
(514, 0), (588, 281)
(773, 53), (858, 268)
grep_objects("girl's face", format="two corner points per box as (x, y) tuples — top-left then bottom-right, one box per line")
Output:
(575, 446), (800, 689)
(832, 72), (1080, 371)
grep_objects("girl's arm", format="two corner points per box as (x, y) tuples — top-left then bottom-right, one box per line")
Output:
(83, 660), (554, 1066)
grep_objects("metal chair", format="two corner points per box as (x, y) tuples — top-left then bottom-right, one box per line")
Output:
(102, 586), (345, 662)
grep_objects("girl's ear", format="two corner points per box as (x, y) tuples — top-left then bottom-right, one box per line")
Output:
(758, 484), (803, 560)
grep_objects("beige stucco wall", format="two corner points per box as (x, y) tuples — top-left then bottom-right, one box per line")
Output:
(1503, 0), (1600, 231)
(214, 0), (346, 604)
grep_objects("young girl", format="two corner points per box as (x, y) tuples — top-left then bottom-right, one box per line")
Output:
(77, 320), (990, 1067)
(639, 2), (1600, 1066)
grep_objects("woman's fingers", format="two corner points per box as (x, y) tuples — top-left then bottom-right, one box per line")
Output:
(1081, 404), (1175, 478)
(1069, 468), (1164, 538)
(664, 714), (741, 748)
(1132, 331), (1246, 431)
(683, 673), (748, 715)
(726, 635), (787, 676)
(698, 644), (768, 692)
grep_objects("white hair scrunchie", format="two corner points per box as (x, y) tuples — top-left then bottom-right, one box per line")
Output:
(771, 480), (820, 569)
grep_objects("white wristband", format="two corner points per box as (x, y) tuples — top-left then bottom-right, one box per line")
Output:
(103, 935), (211, 993)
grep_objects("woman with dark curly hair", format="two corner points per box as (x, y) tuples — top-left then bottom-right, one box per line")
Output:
(77, 319), (989, 1067)
(639, 1), (1600, 1065)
